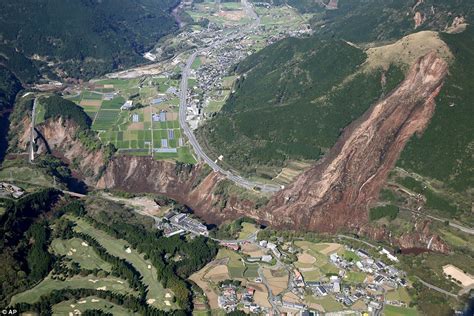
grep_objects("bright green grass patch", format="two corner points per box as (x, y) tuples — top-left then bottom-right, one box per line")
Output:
(305, 295), (344, 313)
(339, 249), (360, 262)
(10, 274), (133, 305)
(300, 268), (323, 281)
(71, 217), (174, 310)
(386, 287), (412, 304)
(101, 96), (126, 110)
(53, 295), (139, 316)
(243, 264), (259, 278)
(82, 91), (103, 100)
(345, 271), (366, 283)
(205, 100), (226, 114)
(92, 110), (120, 130)
(384, 305), (419, 316)
(35, 102), (46, 124)
(216, 248), (244, 278)
(238, 223), (258, 240)
(177, 147), (196, 164)
(320, 262), (339, 275)
(0, 165), (53, 187)
(51, 238), (112, 271)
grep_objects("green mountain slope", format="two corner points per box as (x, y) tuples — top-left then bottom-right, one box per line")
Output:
(197, 38), (404, 177)
(0, 0), (180, 79)
(397, 26), (474, 194)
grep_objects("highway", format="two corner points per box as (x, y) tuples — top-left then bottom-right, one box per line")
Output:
(178, 2), (282, 193)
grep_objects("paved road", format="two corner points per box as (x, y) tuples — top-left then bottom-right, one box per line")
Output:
(398, 207), (474, 236)
(258, 266), (280, 314)
(178, 55), (281, 193)
(337, 234), (378, 249)
(416, 277), (458, 298)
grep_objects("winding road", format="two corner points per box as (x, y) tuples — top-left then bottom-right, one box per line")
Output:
(178, 2), (281, 193)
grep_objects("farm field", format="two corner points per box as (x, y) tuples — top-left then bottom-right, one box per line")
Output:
(50, 237), (112, 271)
(52, 296), (139, 316)
(384, 304), (419, 316)
(294, 241), (351, 281)
(215, 248), (245, 278)
(71, 217), (175, 309)
(10, 274), (133, 305)
(64, 76), (195, 163)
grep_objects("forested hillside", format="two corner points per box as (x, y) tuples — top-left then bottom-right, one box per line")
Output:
(197, 38), (403, 177)
(398, 26), (474, 195)
(254, 0), (473, 42)
(0, 0), (180, 80)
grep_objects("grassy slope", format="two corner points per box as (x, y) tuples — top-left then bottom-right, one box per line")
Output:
(72, 217), (173, 310)
(9, 274), (134, 305)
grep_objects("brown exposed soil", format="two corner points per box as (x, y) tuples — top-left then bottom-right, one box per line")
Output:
(96, 155), (261, 225)
(263, 52), (448, 233)
(16, 116), (105, 186)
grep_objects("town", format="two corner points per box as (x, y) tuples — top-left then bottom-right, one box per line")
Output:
(153, 208), (411, 315)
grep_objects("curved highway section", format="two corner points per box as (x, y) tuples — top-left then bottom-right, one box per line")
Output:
(178, 1), (281, 193)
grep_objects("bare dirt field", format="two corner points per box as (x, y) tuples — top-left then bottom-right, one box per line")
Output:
(128, 122), (145, 131)
(80, 100), (102, 107)
(320, 243), (343, 255)
(443, 264), (474, 287)
(297, 252), (316, 264)
(247, 282), (271, 308)
(241, 243), (267, 257)
(218, 10), (245, 21)
(204, 265), (230, 283)
(262, 268), (288, 295)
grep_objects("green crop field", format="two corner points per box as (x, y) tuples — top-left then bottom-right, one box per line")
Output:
(305, 295), (344, 313)
(216, 248), (245, 278)
(93, 110), (120, 130)
(10, 274), (133, 305)
(70, 73), (194, 162)
(101, 96), (125, 110)
(72, 217), (174, 310)
(53, 295), (139, 316)
(51, 238), (112, 271)
(384, 305), (419, 316)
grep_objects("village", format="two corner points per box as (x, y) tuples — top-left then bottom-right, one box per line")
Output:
(153, 207), (412, 316)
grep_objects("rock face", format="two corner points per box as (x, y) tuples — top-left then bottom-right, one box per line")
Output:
(21, 116), (105, 185)
(264, 52), (448, 233)
(397, 220), (450, 253)
(97, 155), (261, 224)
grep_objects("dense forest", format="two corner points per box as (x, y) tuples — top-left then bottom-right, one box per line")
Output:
(41, 95), (92, 130)
(397, 26), (474, 195)
(253, 0), (474, 43)
(0, 189), (61, 305)
(0, 66), (22, 162)
(0, 0), (180, 79)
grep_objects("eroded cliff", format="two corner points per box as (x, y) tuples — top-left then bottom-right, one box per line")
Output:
(264, 52), (448, 233)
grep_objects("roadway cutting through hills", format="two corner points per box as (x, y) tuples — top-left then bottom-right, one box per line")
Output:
(178, 1), (280, 193)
